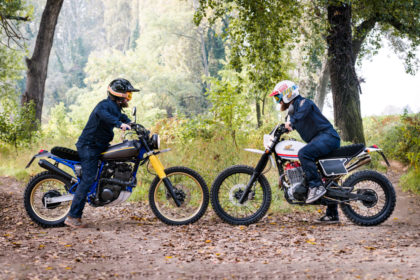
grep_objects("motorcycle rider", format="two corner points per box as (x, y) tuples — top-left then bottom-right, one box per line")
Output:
(270, 80), (341, 223)
(64, 78), (139, 228)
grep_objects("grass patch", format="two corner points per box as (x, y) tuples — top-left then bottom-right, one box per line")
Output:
(400, 167), (420, 195)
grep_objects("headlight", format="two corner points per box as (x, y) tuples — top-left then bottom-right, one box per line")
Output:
(150, 134), (160, 150)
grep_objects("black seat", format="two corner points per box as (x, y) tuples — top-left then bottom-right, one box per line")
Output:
(319, 143), (365, 159)
(51, 147), (80, 162)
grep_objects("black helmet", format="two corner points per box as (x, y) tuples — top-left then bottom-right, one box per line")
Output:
(107, 78), (139, 101)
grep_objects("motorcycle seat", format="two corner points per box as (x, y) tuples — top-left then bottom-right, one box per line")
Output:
(319, 143), (365, 159)
(51, 146), (80, 162)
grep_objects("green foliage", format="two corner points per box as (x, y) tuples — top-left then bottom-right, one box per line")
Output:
(44, 102), (81, 140)
(377, 113), (420, 168)
(0, 100), (38, 150)
(205, 68), (250, 145)
(400, 167), (420, 195)
(364, 113), (420, 193)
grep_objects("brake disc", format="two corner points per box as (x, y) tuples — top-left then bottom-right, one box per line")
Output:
(229, 184), (251, 207)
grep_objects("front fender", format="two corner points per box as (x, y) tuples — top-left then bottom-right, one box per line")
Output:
(244, 148), (276, 168)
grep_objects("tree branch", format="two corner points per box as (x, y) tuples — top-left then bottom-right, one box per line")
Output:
(352, 16), (377, 59)
(382, 15), (420, 38)
(3, 15), (30, 21)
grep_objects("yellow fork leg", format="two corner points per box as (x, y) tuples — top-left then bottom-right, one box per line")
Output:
(149, 155), (166, 179)
(148, 154), (181, 207)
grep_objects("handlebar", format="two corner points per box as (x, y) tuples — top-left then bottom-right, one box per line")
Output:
(274, 123), (290, 136)
(129, 123), (150, 136)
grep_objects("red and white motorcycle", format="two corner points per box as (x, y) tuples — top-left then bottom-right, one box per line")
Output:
(210, 123), (396, 226)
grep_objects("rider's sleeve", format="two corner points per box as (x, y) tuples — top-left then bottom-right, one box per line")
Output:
(95, 103), (122, 128)
(290, 99), (312, 124)
(120, 113), (131, 124)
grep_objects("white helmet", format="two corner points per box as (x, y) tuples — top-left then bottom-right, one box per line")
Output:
(270, 80), (299, 103)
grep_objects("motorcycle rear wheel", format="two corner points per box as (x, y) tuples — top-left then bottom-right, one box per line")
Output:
(211, 165), (271, 225)
(340, 170), (396, 226)
(24, 171), (72, 228)
(149, 166), (209, 225)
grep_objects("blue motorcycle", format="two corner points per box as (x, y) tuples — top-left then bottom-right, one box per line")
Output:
(24, 107), (209, 227)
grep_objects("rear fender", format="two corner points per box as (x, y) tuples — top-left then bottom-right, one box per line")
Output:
(359, 146), (390, 167)
(25, 150), (53, 168)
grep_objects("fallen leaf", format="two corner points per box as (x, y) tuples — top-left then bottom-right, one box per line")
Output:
(364, 246), (376, 251)
(306, 238), (316, 245)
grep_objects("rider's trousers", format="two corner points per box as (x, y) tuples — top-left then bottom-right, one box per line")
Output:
(298, 129), (340, 189)
(68, 144), (105, 218)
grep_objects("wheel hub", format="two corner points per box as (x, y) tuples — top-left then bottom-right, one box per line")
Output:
(357, 189), (378, 208)
(42, 190), (62, 209)
(167, 184), (190, 207)
(229, 184), (253, 206)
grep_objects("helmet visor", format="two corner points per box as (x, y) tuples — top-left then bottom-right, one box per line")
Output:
(126, 91), (132, 101)
(273, 94), (283, 104)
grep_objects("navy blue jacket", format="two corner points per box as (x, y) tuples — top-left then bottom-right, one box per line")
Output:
(289, 95), (339, 143)
(77, 97), (131, 148)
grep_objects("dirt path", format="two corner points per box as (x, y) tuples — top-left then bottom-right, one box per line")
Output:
(1, 162), (419, 279)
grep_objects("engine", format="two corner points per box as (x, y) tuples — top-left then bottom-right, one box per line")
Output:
(284, 162), (307, 201)
(95, 162), (134, 206)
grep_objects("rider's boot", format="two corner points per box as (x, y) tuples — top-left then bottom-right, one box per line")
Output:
(306, 185), (326, 203)
(64, 216), (88, 228)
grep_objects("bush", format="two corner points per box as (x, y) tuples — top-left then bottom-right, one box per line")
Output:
(0, 100), (39, 151)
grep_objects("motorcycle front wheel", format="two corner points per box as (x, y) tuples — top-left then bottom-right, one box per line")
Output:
(149, 166), (209, 225)
(340, 170), (396, 226)
(211, 165), (271, 225)
(24, 171), (72, 228)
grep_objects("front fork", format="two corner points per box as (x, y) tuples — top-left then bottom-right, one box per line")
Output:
(238, 152), (270, 204)
(148, 154), (181, 207)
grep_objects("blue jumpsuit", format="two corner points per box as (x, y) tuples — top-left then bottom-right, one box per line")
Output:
(69, 97), (131, 218)
(289, 96), (340, 214)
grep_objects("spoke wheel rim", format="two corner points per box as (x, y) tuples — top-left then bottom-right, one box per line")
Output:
(154, 172), (204, 222)
(349, 180), (387, 219)
(30, 178), (71, 222)
(218, 173), (265, 220)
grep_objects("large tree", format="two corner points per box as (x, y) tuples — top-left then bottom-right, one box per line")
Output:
(21, 0), (64, 124)
(196, 0), (420, 143)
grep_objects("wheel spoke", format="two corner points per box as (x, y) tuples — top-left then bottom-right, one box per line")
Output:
(153, 171), (205, 223)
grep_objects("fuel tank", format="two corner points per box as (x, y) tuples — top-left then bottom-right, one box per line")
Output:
(275, 140), (306, 161)
(101, 140), (140, 161)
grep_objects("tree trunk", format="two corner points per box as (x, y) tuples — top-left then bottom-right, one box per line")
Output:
(192, 0), (210, 90)
(314, 59), (330, 112)
(21, 0), (64, 124)
(327, 3), (365, 144)
(256, 99), (262, 128)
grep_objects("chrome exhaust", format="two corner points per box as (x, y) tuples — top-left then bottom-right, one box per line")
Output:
(346, 157), (371, 172)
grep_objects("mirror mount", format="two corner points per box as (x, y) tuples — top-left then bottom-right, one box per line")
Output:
(132, 107), (137, 123)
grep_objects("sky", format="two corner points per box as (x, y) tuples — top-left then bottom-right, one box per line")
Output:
(323, 46), (420, 118)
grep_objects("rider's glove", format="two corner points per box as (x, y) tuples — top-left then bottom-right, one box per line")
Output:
(120, 123), (131, 131)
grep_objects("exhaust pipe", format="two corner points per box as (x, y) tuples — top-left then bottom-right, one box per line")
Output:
(38, 159), (75, 182)
(346, 157), (371, 173)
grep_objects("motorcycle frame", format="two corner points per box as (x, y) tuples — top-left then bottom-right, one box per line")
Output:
(239, 124), (383, 206)
(27, 125), (182, 207)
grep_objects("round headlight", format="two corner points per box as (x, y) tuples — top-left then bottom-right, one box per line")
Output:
(150, 134), (160, 150)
